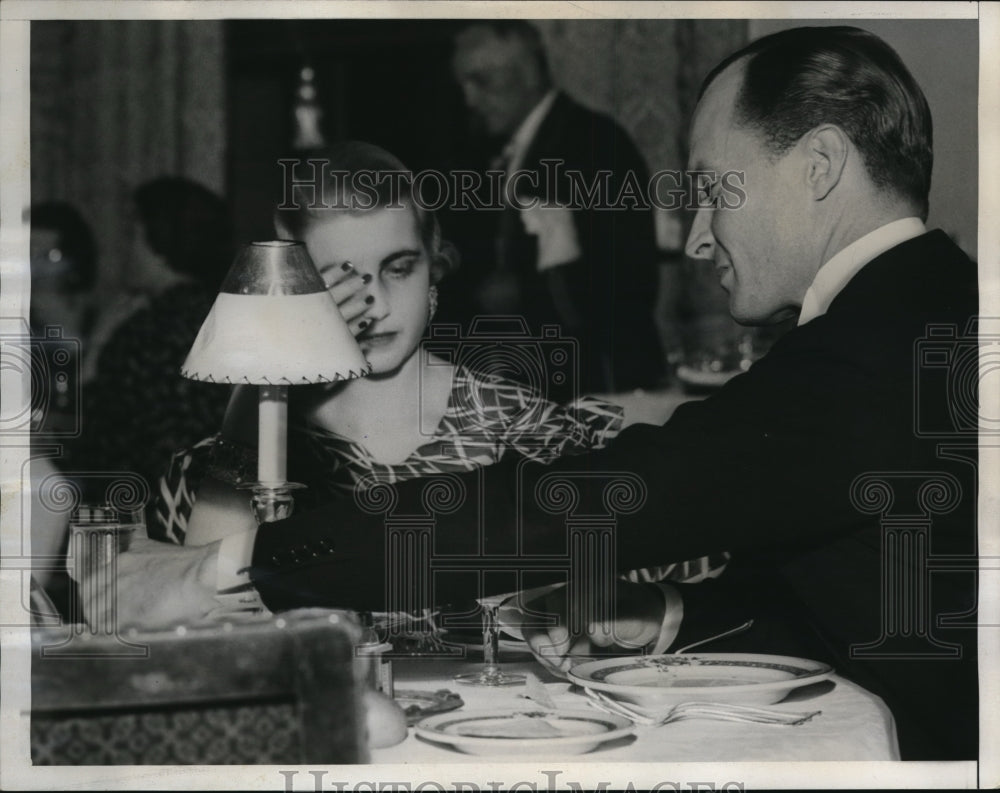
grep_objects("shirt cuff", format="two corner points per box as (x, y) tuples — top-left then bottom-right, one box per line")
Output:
(648, 582), (684, 655)
(214, 529), (265, 612)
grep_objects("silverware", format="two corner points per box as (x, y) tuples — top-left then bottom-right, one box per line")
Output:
(674, 619), (755, 654)
(521, 672), (558, 710)
(585, 688), (820, 727)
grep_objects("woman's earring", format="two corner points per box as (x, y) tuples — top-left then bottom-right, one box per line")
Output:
(427, 284), (439, 326)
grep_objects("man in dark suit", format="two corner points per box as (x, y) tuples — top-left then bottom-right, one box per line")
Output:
(445, 21), (665, 396)
(98, 26), (977, 760)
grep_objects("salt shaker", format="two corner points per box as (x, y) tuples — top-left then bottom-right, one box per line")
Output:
(355, 612), (394, 698)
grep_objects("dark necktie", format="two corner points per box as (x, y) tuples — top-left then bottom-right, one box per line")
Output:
(493, 143), (518, 274)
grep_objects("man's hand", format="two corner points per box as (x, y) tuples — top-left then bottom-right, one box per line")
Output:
(77, 535), (222, 632)
(519, 580), (674, 677)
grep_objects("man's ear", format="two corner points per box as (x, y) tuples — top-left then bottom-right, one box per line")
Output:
(804, 125), (849, 201)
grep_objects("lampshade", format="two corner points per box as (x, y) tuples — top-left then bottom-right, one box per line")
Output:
(181, 240), (370, 385)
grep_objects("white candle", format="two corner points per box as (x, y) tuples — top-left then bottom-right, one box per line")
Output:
(258, 385), (288, 484)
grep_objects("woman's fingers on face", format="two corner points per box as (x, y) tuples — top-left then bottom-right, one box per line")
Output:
(322, 261), (357, 289)
(326, 267), (372, 304)
(338, 291), (371, 324)
(327, 269), (374, 336)
(347, 314), (372, 338)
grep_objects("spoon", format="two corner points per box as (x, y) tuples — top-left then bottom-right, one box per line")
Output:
(673, 619), (754, 654)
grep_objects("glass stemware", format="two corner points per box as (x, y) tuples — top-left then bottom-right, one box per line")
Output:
(453, 595), (526, 687)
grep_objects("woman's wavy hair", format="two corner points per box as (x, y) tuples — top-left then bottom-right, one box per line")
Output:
(274, 140), (460, 283)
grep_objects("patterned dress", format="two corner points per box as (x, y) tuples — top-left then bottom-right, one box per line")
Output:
(152, 365), (727, 583)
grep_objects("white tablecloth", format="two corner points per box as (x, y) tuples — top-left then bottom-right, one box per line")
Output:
(372, 656), (900, 763)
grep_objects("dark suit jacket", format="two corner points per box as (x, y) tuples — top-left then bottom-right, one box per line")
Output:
(252, 231), (978, 760)
(440, 92), (664, 397)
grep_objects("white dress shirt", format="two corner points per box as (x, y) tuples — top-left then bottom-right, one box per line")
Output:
(798, 217), (926, 326)
(500, 90), (584, 271)
(503, 89), (558, 175)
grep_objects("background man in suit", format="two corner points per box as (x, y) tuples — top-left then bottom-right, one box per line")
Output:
(93, 26), (978, 760)
(445, 21), (665, 397)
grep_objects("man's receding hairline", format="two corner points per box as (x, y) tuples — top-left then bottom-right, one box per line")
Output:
(699, 57), (748, 110)
(693, 58), (747, 138)
(455, 23), (526, 54)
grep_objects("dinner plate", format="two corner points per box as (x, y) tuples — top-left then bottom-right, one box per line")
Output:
(568, 653), (834, 707)
(675, 364), (742, 389)
(414, 709), (633, 755)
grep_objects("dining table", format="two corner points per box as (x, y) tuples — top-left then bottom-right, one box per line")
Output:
(24, 592), (903, 767)
(374, 650), (901, 763)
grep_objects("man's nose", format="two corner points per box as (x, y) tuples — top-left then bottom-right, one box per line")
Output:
(685, 206), (716, 261)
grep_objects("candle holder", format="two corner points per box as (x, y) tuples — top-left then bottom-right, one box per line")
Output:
(180, 240), (370, 521)
(240, 482), (306, 524)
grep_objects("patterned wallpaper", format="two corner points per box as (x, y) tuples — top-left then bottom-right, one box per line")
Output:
(537, 19), (681, 176)
(536, 19), (750, 357)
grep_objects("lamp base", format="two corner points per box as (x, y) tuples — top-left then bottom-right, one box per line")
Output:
(238, 482), (306, 524)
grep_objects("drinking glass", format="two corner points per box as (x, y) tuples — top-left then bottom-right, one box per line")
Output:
(42, 503), (148, 656)
(453, 594), (526, 687)
(65, 504), (142, 632)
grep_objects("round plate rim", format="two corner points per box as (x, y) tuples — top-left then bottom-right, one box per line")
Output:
(675, 364), (741, 387)
(567, 652), (834, 697)
(414, 708), (634, 749)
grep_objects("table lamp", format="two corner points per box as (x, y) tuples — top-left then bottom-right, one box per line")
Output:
(181, 240), (370, 523)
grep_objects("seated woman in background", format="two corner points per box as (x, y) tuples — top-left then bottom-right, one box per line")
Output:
(151, 141), (725, 587)
(66, 178), (235, 493)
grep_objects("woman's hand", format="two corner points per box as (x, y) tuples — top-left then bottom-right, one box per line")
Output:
(323, 261), (373, 336)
